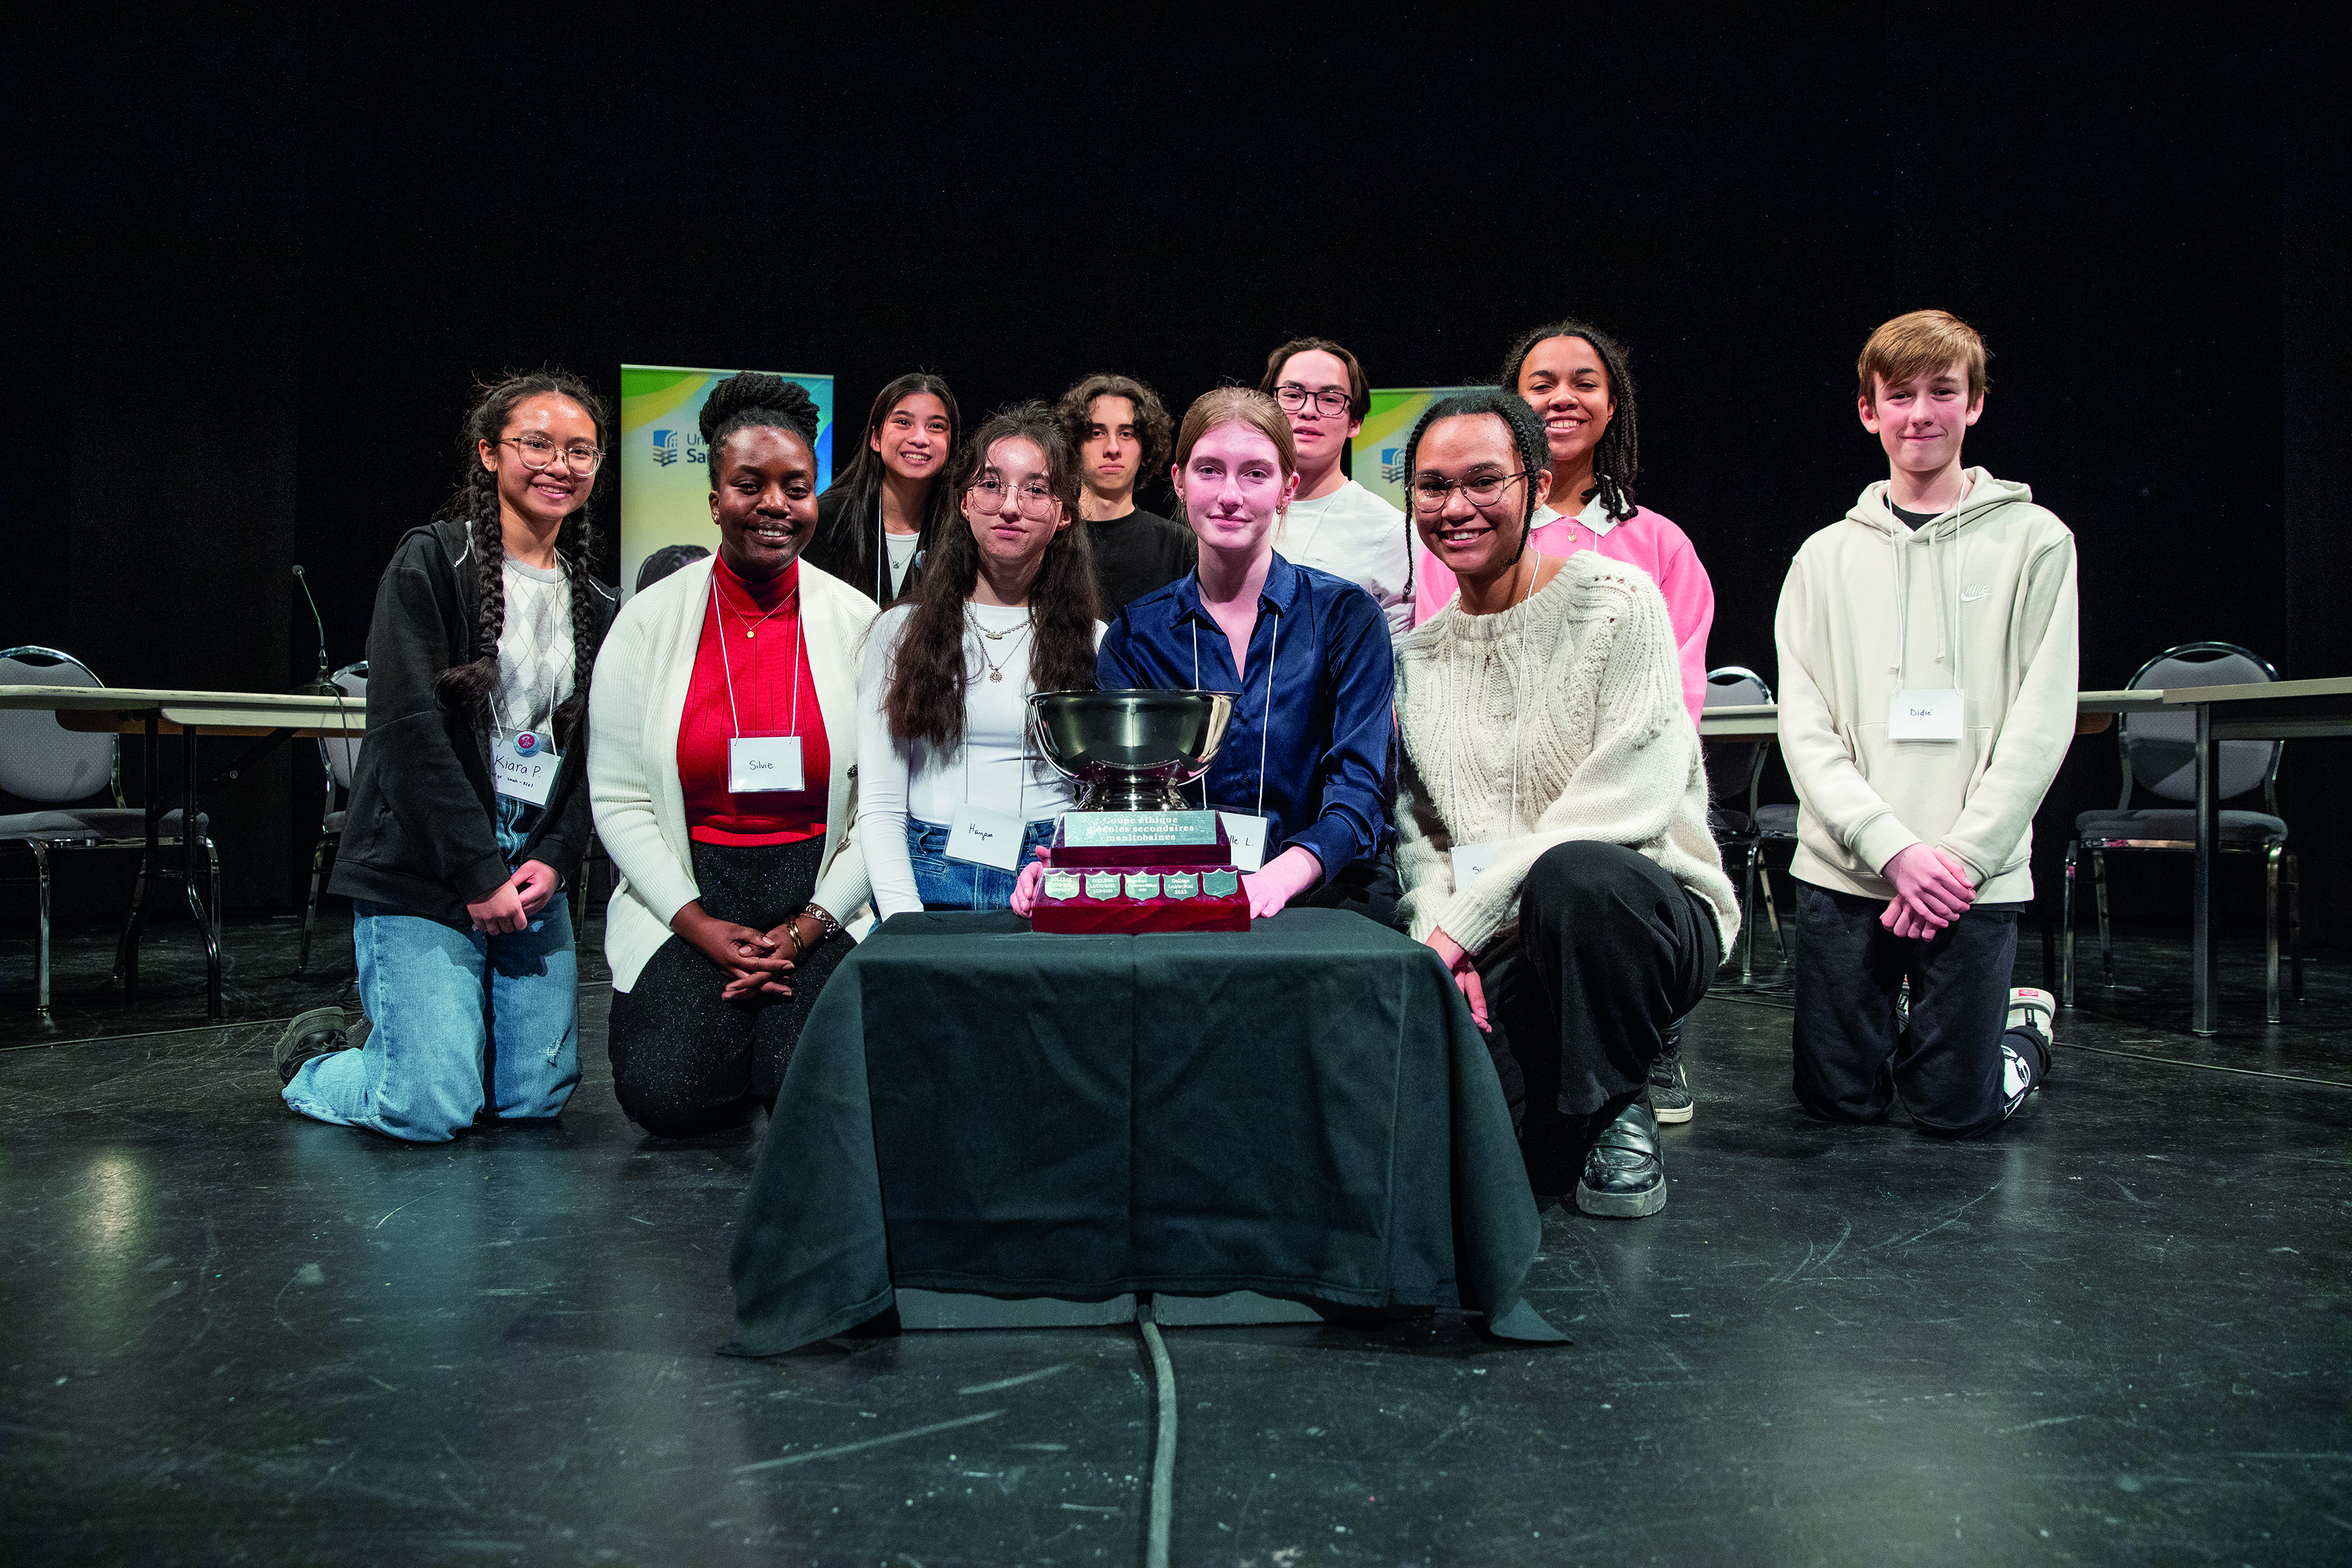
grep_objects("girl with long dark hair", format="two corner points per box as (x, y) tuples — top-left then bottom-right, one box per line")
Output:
(278, 371), (617, 1141)
(590, 373), (876, 1138)
(804, 372), (961, 604)
(857, 403), (1102, 914)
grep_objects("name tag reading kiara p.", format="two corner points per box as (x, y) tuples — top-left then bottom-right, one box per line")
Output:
(946, 802), (1025, 871)
(1450, 838), (1512, 889)
(1888, 688), (1966, 742)
(728, 735), (805, 793)
(493, 730), (559, 806)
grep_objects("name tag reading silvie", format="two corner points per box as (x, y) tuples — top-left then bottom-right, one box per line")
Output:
(946, 802), (1025, 871)
(1216, 810), (1269, 873)
(1888, 688), (1966, 742)
(494, 730), (559, 806)
(729, 735), (805, 793)
(1450, 838), (1512, 889)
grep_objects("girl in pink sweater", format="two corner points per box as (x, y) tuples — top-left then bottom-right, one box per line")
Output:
(1411, 320), (1714, 728)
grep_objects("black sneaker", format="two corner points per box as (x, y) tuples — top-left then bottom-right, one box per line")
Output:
(1649, 1021), (1695, 1124)
(275, 1006), (366, 1085)
(1574, 1099), (1667, 1219)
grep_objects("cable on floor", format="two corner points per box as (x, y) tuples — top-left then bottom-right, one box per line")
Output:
(1135, 1296), (1177, 1568)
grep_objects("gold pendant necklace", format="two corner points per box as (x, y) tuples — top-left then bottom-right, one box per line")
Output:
(968, 607), (1033, 682)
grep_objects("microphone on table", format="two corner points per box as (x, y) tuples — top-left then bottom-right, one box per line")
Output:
(292, 564), (336, 696)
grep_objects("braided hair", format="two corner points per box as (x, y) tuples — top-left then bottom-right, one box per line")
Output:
(433, 369), (611, 750)
(1396, 388), (1549, 603)
(1497, 319), (1640, 523)
(885, 402), (1099, 751)
(700, 371), (822, 474)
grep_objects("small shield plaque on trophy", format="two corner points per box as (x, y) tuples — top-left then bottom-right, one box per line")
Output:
(1084, 872), (1124, 902)
(1124, 872), (1162, 900)
(1203, 869), (1240, 898)
(1042, 871), (1081, 902)
(1161, 872), (1199, 901)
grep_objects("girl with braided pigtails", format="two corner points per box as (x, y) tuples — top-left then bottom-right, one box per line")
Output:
(279, 371), (618, 1141)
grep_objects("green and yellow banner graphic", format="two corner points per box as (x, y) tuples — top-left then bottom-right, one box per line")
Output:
(1348, 388), (1484, 512)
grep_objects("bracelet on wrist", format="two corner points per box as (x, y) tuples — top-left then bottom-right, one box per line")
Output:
(800, 903), (840, 944)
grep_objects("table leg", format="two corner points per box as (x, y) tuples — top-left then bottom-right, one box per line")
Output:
(2192, 702), (2218, 1036)
(117, 714), (163, 1001)
(183, 731), (221, 1021)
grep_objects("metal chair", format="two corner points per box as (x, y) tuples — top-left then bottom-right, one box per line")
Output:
(2063, 641), (2302, 1021)
(299, 661), (368, 974)
(1703, 666), (1789, 981)
(0, 646), (218, 1016)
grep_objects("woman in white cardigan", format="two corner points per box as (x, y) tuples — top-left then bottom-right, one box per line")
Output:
(589, 375), (875, 1137)
(1393, 391), (1737, 1221)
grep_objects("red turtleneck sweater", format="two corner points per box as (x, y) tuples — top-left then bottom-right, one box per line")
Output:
(678, 556), (830, 846)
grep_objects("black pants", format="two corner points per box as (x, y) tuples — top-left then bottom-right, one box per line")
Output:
(1297, 845), (1400, 930)
(608, 839), (852, 1138)
(1790, 880), (2049, 1138)
(1475, 842), (1721, 1163)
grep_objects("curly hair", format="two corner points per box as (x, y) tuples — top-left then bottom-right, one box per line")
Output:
(1257, 336), (1370, 421)
(1396, 388), (1549, 602)
(433, 368), (611, 750)
(1498, 319), (1640, 523)
(813, 372), (962, 594)
(883, 402), (1100, 753)
(1054, 372), (1174, 484)
(699, 371), (822, 480)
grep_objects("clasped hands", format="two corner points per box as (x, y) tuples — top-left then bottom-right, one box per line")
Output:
(1009, 844), (1324, 921)
(465, 860), (559, 935)
(1879, 842), (1977, 939)
(672, 902), (822, 1001)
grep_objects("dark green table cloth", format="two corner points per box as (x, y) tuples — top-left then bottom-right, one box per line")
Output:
(726, 908), (1562, 1354)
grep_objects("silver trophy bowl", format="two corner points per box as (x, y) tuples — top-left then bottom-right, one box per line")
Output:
(1028, 689), (1239, 811)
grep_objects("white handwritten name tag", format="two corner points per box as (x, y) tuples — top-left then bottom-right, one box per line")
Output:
(728, 735), (805, 793)
(946, 802), (1026, 871)
(1216, 810), (1269, 873)
(493, 730), (559, 806)
(1887, 688), (1966, 742)
(1450, 838), (1512, 888)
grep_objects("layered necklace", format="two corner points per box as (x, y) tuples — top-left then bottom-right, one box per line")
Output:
(966, 606), (1034, 683)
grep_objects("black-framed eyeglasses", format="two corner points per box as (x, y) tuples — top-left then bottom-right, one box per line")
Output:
(1410, 472), (1532, 512)
(965, 476), (1060, 520)
(504, 434), (604, 473)
(1274, 383), (1353, 419)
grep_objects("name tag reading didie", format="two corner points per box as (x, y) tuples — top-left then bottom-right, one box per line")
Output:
(493, 730), (559, 806)
(1450, 838), (1512, 888)
(1215, 810), (1269, 872)
(1887, 688), (1966, 742)
(728, 736), (804, 793)
(946, 802), (1025, 871)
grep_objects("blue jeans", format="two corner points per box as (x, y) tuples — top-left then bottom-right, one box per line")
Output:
(905, 815), (1058, 912)
(283, 796), (579, 1142)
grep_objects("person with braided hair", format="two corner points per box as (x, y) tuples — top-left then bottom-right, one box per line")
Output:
(278, 371), (618, 1141)
(590, 372), (877, 1138)
(1410, 321), (1716, 730)
(1392, 390), (1736, 1217)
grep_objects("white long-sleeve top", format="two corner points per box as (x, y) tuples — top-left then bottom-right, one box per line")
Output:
(1393, 553), (1739, 957)
(856, 602), (1104, 917)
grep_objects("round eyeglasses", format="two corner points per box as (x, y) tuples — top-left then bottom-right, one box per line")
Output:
(1411, 473), (1533, 512)
(966, 477), (1060, 520)
(503, 435), (604, 474)
(1274, 383), (1353, 419)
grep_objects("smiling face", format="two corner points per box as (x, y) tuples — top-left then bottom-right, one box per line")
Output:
(870, 391), (953, 485)
(1861, 358), (1983, 479)
(1410, 413), (1544, 585)
(1270, 349), (1362, 478)
(1173, 421), (1297, 558)
(478, 393), (598, 531)
(709, 425), (820, 579)
(960, 435), (1070, 575)
(1514, 335), (1615, 478)
(1079, 395), (1140, 503)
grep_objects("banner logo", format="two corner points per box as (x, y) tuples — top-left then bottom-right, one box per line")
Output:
(651, 430), (681, 467)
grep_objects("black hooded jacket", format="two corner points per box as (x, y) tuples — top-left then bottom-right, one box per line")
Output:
(327, 518), (617, 925)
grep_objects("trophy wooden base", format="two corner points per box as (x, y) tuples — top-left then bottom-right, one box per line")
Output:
(1030, 813), (1249, 934)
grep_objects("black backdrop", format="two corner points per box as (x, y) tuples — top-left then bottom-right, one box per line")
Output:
(7, 8), (2347, 954)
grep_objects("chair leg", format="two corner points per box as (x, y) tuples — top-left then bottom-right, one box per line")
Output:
(2062, 841), (2078, 1008)
(33, 842), (52, 1017)
(300, 832), (330, 974)
(113, 853), (153, 994)
(2288, 850), (2303, 1003)
(2266, 842), (2282, 1026)
(2093, 850), (2113, 985)
(1740, 842), (1759, 984)
(1760, 864), (1788, 961)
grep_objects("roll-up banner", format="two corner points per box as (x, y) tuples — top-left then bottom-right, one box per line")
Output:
(619, 366), (834, 599)
(1347, 387), (1484, 512)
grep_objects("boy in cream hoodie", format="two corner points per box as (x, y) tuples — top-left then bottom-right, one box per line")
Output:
(1774, 310), (2076, 1136)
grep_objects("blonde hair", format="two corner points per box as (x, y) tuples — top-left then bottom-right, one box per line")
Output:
(1857, 309), (1989, 407)
(1172, 387), (1297, 479)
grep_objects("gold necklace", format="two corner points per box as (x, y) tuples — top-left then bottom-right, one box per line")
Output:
(967, 607), (1033, 682)
(722, 578), (795, 639)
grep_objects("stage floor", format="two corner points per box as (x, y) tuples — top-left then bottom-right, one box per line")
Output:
(1, 911), (2345, 1564)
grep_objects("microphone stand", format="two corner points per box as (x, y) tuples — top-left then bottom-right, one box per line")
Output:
(292, 564), (336, 696)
